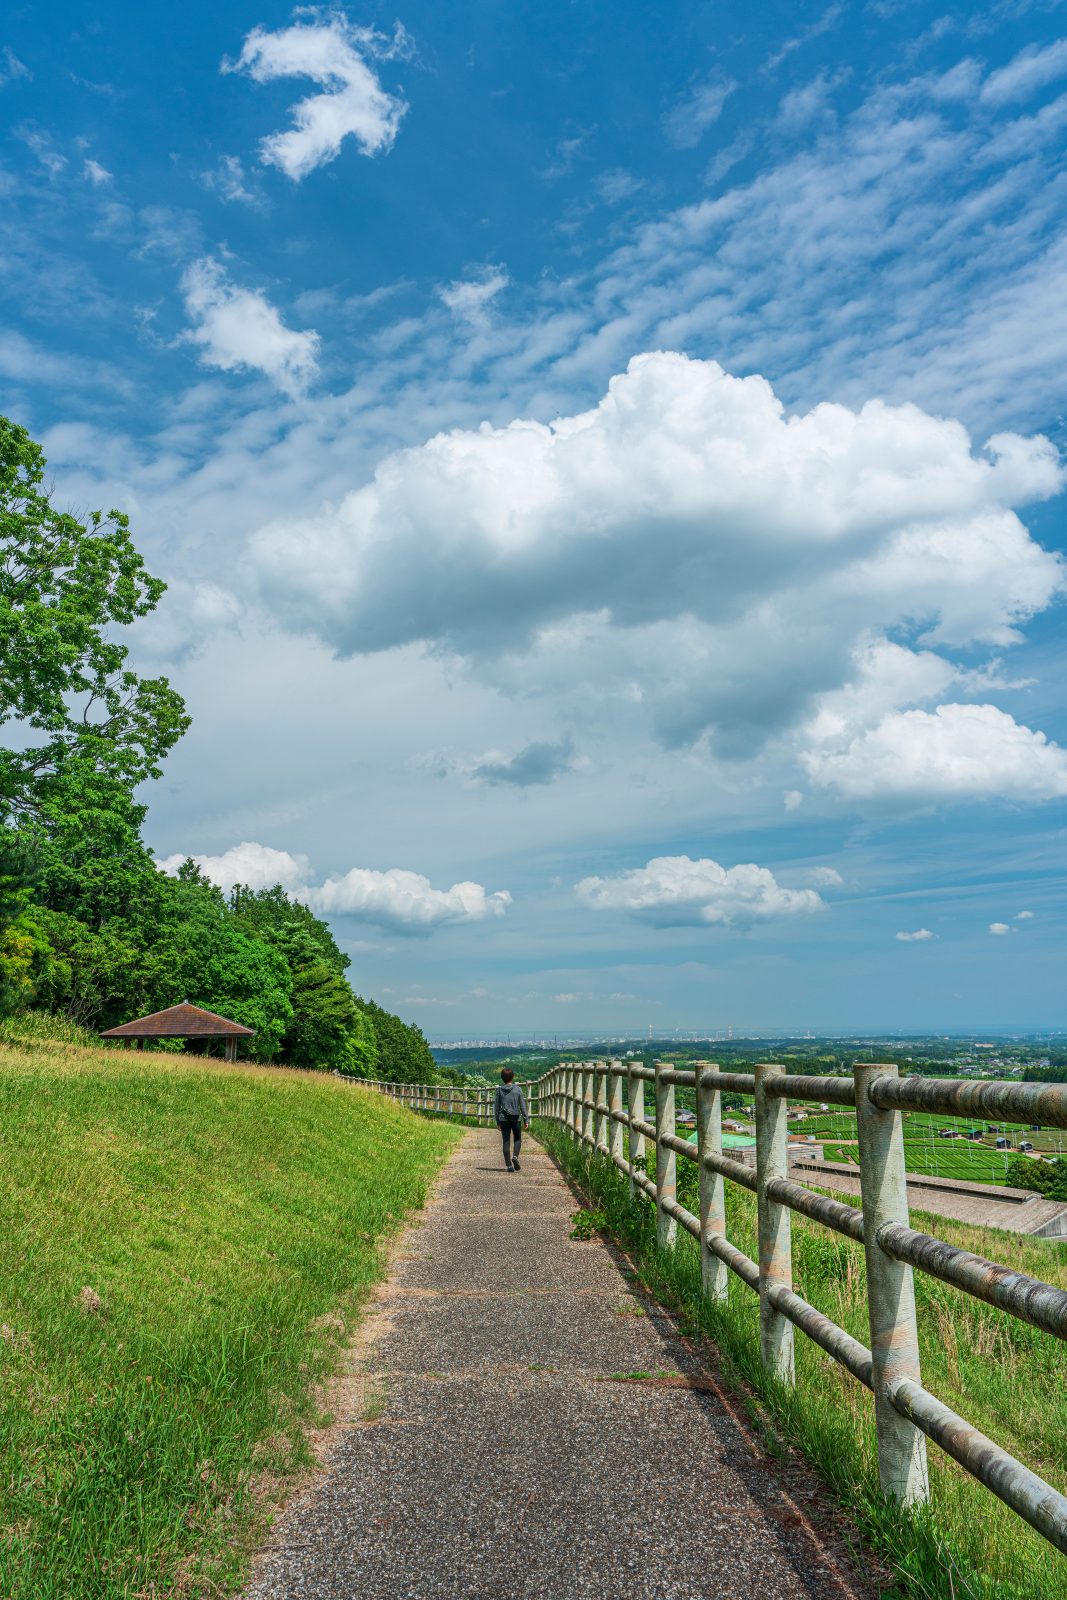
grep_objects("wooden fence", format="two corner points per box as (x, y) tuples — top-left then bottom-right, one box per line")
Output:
(366, 1060), (1067, 1556)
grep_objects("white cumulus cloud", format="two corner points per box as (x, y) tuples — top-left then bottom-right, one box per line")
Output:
(248, 353), (1064, 796)
(156, 840), (311, 894)
(305, 867), (511, 933)
(180, 256), (319, 395)
(989, 921), (1013, 936)
(157, 843), (510, 935)
(227, 11), (407, 180)
(896, 928), (934, 942)
(803, 703), (1067, 804)
(575, 854), (824, 928)
(1016, 910), (1034, 920)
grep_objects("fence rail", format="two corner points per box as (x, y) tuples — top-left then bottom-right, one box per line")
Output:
(365, 1059), (1067, 1555)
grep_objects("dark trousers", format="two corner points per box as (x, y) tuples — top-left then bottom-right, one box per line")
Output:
(499, 1115), (523, 1166)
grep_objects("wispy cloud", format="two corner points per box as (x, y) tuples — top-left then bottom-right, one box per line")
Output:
(201, 154), (261, 207)
(0, 45), (30, 87)
(764, 5), (844, 73)
(980, 37), (1067, 107)
(439, 266), (509, 328)
(663, 72), (736, 148)
(471, 737), (575, 788)
(15, 122), (66, 176)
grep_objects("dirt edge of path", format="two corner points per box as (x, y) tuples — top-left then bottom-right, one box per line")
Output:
(236, 1126), (473, 1593)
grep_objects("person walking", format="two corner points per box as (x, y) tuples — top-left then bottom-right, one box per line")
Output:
(494, 1068), (529, 1172)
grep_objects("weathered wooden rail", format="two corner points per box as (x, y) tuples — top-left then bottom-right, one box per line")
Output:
(367, 1061), (1067, 1556)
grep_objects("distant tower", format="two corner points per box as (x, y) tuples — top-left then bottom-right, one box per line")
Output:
(727, 1024), (733, 1040)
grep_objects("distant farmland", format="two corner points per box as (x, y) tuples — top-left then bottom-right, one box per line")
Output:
(718, 1098), (1066, 1186)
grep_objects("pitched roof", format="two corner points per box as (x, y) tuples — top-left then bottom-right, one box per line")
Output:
(101, 1002), (256, 1039)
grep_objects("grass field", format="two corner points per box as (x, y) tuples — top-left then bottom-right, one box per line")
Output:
(0, 1024), (460, 1599)
(538, 1119), (1067, 1600)
(821, 1140), (1021, 1185)
(718, 1092), (1066, 1186)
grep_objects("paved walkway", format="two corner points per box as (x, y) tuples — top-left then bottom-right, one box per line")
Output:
(245, 1129), (876, 1600)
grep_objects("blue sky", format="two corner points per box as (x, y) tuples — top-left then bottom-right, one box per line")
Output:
(4, 1), (1067, 1035)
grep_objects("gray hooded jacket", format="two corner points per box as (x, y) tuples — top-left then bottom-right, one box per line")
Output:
(494, 1082), (528, 1123)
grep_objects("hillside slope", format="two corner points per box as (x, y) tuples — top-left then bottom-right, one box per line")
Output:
(0, 1032), (460, 1600)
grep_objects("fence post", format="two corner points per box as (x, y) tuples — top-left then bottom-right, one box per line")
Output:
(654, 1061), (676, 1251)
(583, 1063), (594, 1149)
(596, 1062), (609, 1157)
(854, 1063), (929, 1506)
(754, 1062), (794, 1386)
(696, 1061), (728, 1302)
(608, 1061), (623, 1169)
(628, 1064), (645, 1199)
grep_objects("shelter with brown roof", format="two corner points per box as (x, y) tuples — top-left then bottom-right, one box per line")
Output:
(101, 1002), (255, 1062)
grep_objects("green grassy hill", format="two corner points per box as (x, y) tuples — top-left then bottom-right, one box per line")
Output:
(0, 1025), (460, 1600)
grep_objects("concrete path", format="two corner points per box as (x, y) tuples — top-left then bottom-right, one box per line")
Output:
(244, 1130), (877, 1600)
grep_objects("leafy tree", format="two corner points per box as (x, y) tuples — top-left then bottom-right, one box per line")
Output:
(31, 906), (146, 1028)
(0, 415), (188, 822)
(1006, 1155), (1067, 1202)
(0, 419), (429, 1074)
(356, 996), (435, 1083)
(0, 829), (48, 1015)
(0, 912), (56, 1015)
(229, 883), (350, 975)
(283, 960), (376, 1075)
(143, 873), (293, 1059)
(227, 881), (375, 1072)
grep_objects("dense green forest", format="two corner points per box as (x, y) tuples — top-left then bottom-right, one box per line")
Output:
(0, 416), (435, 1081)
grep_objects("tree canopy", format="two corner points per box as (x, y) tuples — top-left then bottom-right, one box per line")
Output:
(0, 415), (438, 1082)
